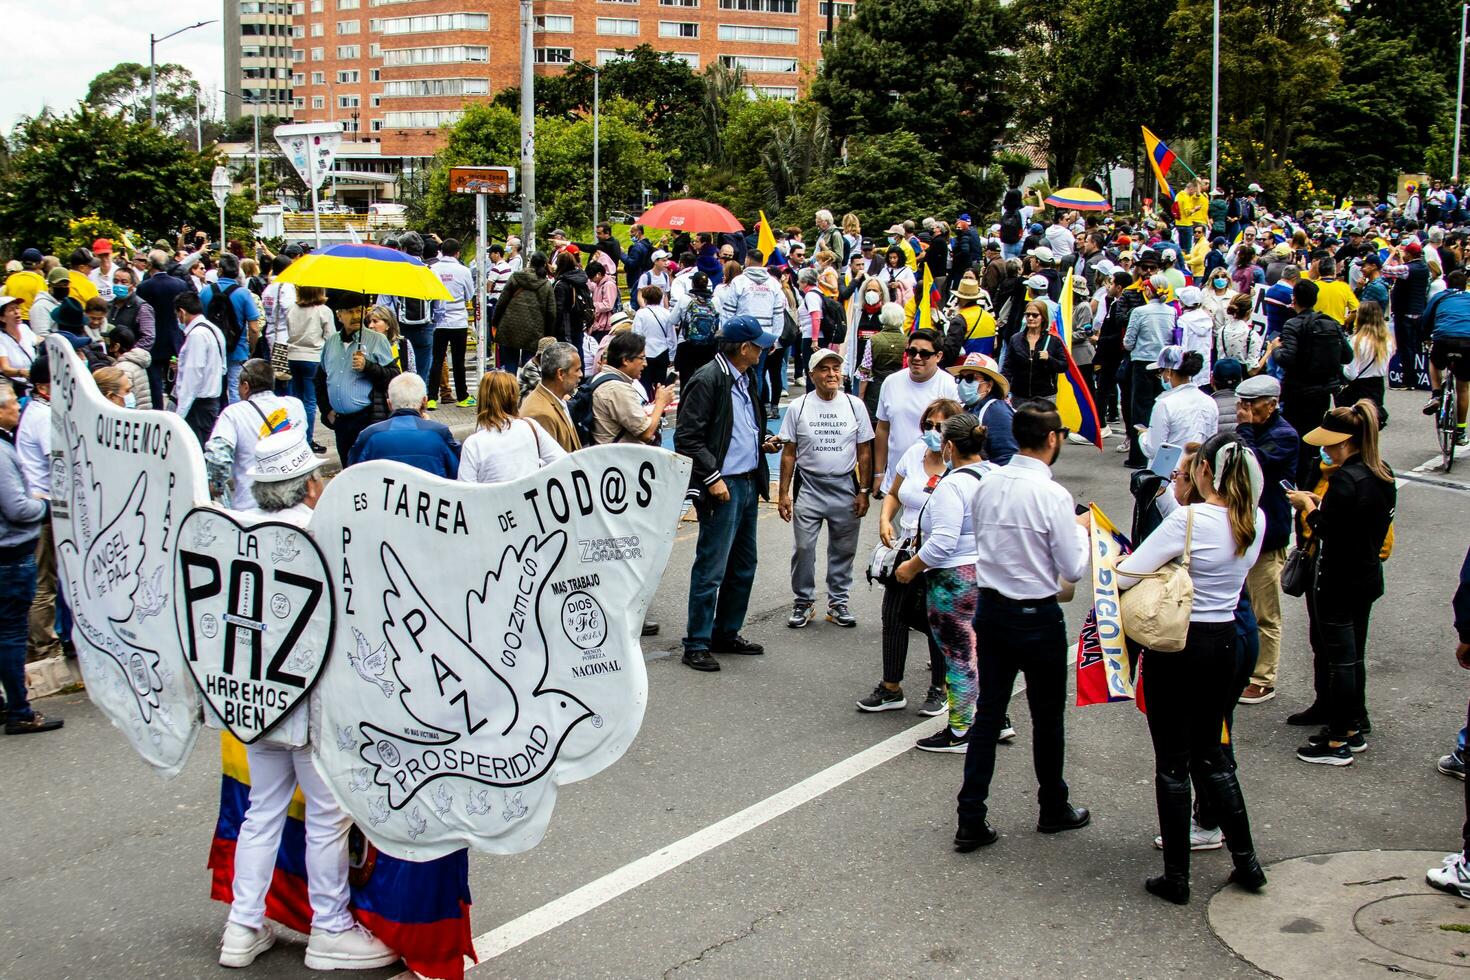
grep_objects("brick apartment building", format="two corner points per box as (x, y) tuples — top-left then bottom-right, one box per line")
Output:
(226, 0), (846, 160)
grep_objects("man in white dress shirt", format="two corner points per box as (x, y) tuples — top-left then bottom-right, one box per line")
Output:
(954, 400), (1093, 851)
(171, 289), (227, 447)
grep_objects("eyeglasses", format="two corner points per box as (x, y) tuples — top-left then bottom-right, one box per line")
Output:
(1024, 312), (1044, 319)
(921, 420), (943, 431)
(905, 347), (939, 359)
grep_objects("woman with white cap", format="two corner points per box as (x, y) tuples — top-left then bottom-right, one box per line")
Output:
(1176, 286), (1215, 385)
(1138, 345), (1218, 461)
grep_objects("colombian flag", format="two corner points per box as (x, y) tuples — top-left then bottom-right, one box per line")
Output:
(910, 264), (939, 333)
(208, 734), (477, 980)
(1051, 272), (1104, 449)
(1141, 126), (1176, 201)
(756, 210), (777, 259)
(1076, 505), (1138, 706)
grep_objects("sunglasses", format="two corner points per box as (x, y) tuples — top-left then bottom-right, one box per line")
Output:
(905, 347), (939, 359)
(921, 420), (944, 431)
(1054, 427), (1071, 438)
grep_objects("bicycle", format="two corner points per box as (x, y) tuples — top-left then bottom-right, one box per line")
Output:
(1437, 350), (1463, 472)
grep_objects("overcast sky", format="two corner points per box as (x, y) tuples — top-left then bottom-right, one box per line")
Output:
(0, 5), (225, 131)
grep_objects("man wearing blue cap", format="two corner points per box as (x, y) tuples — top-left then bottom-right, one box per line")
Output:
(674, 315), (782, 672)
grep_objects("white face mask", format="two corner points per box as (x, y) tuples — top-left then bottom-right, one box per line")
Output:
(864, 291), (879, 303)
(122, 392), (136, 409)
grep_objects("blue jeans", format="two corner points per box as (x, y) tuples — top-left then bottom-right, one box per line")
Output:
(684, 475), (760, 653)
(1002, 241), (1023, 260)
(401, 325), (434, 386)
(760, 345), (787, 408)
(226, 360), (244, 404)
(499, 345), (526, 373)
(0, 554), (39, 722)
(288, 360), (320, 445)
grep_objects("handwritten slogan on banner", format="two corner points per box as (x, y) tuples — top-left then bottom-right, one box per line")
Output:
(46, 336), (207, 776)
(1074, 504), (1137, 707)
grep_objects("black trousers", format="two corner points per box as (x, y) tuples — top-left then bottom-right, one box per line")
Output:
(1144, 619), (1257, 878)
(431, 327), (469, 402)
(1393, 313), (1425, 389)
(1126, 362), (1160, 465)
(879, 580), (947, 689)
(1283, 391), (1332, 486)
(1306, 586), (1373, 737)
(185, 396), (220, 450)
(957, 592), (1070, 825)
(333, 407), (376, 470)
(641, 351), (670, 400)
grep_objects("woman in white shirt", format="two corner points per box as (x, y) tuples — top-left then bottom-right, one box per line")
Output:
(0, 296), (38, 396)
(1199, 270), (1238, 334)
(1116, 432), (1268, 906)
(458, 371), (565, 484)
(859, 397), (963, 718)
(1141, 346), (1218, 461)
(1339, 300), (1393, 412)
(1215, 293), (1264, 368)
(631, 285), (677, 396)
(286, 286), (336, 453)
(894, 414), (1003, 754)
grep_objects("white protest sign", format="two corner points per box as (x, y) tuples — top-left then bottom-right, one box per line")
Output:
(174, 508), (334, 745)
(309, 447), (689, 860)
(273, 122), (343, 192)
(46, 335), (206, 776)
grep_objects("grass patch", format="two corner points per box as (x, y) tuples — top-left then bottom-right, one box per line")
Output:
(1439, 923), (1470, 933)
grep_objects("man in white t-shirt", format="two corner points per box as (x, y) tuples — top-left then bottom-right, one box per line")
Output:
(873, 326), (958, 493)
(777, 349), (874, 629)
(204, 358), (308, 510)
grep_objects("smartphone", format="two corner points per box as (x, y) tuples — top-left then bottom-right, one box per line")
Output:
(1279, 480), (1295, 492)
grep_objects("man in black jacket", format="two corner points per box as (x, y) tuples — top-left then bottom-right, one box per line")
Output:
(1276, 279), (1352, 483)
(674, 315), (781, 672)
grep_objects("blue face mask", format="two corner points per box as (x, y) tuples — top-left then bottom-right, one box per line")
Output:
(112, 284), (129, 299)
(1160, 379), (1174, 391)
(1212, 277), (1228, 288)
(921, 429), (944, 452)
(1320, 447), (1332, 465)
(122, 392), (136, 409)
(957, 379), (980, 404)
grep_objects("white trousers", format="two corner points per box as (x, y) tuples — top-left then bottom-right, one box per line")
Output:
(229, 743), (354, 934)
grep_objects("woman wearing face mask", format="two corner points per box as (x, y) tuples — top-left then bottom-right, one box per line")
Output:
(1116, 432), (1268, 905)
(92, 366), (136, 408)
(1200, 268), (1239, 336)
(948, 352), (1017, 465)
(1139, 346), (1218, 461)
(1002, 300), (1067, 401)
(104, 325), (152, 411)
(894, 414), (1009, 754)
(846, 274), (889, 394)
(858, 398), (963, 719)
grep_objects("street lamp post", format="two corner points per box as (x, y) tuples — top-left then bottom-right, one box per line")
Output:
(1456, 4), (1468, 182)
(150, 20), (217, 126)
(519, 0), (536, 253)
(212, 166), (231, 253)
(572, 60), (601, 230)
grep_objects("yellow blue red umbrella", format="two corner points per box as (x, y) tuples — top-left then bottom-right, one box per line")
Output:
(1044, 187), (1111, 212)
(275, 243), (452, 300)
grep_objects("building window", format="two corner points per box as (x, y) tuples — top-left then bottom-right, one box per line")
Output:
(337, 19), (359, 33)
(749, 85), (798, 100)
(380, 13), (490, 34)
(717, 24), (796, 42)
(371, 118), (383, 131)
(670, 51), (700, 67)
(371, 94), (382, 106)
(291, 25), (305, 37)
(535, 47), (574, 63)
(370, 68), (381, 80)
(292, 72), (305, 84)
(310, 22), (324, 36)
(718, 0), (797, 10)
(595, 49), (629, 66)
(382, 44), (490, 65)
(597, 0), (641, 4)
(816, 1), (852, 13)
(311, 96), (325, 108)
(292, 49), (305, 62)
(338, 0), (359, 7)
(659, 0), (699, 6)
(311, 47), (325, 60)
(311, 71), (325, 84)
(337, 70), (360, 83)
(338, 95), (361, 108)
(535, 14), (574, 31)
(382, 77), (491, 97)
(719, 54), (798, 72)
(291, 1), (304, 12)
(383, 109), (463, 128)
(370, 43), (381, 56)
(293, 96), (307, 108)
(659, 20), (698, 37)
(337, 44), (360, 58)
(311, 0), (323, 9)
(597, 17), (638, 34)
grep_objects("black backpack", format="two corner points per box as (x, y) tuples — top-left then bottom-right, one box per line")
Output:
(819, 293), (848, 345)
(1000, 209), (1024, 244)
(206, 283), (244, 354)
(399, 296), (432, 328)
(570, 280), (595, 331)
(567, 373), (623, 446)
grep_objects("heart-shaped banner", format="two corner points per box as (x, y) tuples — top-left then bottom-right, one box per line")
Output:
(173, 507), (335, 744)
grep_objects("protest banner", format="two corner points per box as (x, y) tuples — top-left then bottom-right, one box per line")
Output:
(310, 446), (690, 860)
(46, 335), (207, 775)
(1075, 504), (1137, 706)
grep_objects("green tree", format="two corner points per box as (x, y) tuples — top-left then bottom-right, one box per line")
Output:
(0, 106), (221, 254)
(812, 0), (1012, 201)
(85, 61), (202, 136)
(784, 131), (963, 234)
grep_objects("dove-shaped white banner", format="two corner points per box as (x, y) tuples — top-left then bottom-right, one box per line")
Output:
(310, 447), (689, 860)
(46, 336), (207, 776)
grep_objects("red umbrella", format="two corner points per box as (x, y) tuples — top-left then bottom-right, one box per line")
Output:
(635, 198), (744, 233)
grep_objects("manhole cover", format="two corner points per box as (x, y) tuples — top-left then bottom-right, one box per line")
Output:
(1355, 894), (1470, 967)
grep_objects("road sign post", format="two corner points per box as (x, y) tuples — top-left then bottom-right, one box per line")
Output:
(273, 122), (345, 249)
(450, 167), (517, 376)
(211, 166), (230, 257)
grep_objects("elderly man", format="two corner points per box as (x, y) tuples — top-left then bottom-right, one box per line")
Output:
(675, 315), (783, 672)
(777, 349), (873, 630)
(814, 209), (846, 267)
(218, 427), (399, 971)
(205, 359), (308, 510)
(522, 342), (583, 453)
(1234, 375), (1300, 705)
(348, 373), (461, 477)
(106, 266), (155, 351)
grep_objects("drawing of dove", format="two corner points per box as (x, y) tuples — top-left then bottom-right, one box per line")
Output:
(367, 797), (389, 827)
(501, 791), (528, 822)
(406, 806), (427, 840)
(465, 790), (491, 816)
(347, 627), (394, 698)
(336, 725), (357, 752)
(431, 784), (453, 818)
(192, 519), (217, 549)
(270, 532), (301, 564)
(359, 539), (593, 810)
(349, 767), (373, 793)
(134, 566), (166, 621)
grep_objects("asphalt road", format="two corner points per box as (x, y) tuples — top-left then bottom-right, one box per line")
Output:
(4, 386), (1469, 980)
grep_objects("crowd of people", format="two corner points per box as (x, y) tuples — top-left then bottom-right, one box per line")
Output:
(4, 177), (1470, 937)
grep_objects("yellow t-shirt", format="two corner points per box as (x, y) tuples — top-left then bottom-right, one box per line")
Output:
(1315, 279), (1359, 325)
(2, 270), (45, 321)
(1176, 191), (1208, 228)
(68, 270), (99, 306)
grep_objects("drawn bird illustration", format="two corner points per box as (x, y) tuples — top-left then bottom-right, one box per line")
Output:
(134, 566), (166, 621)
(192, 519), (217, 549)
(406, 806), (427, 840)
(336, 725), (357, 752)
(285, 646), (316, 674)
(347, 627), (394, 698)
(431, 783), (453, 819)
(360, 538), (594, 810)
(501, 791), (528, 823)
(367, 796), (390, 827)
(465, 790), (492, 816)
(270, 531), (301, 564)
(349, 767), (373, 793)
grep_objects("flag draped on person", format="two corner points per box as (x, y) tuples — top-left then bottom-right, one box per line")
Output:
(1051, 272), (1105, 449)
(910, 264), (939, 332)
(1141, 126), (1177, 201)
(208, 735), (477, 980)
(1075, 505), (1138, 706)
(756, 210), (777, 258)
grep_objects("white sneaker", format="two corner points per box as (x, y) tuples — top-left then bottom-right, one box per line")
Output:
(1152, 820), (1225, 851)
(1067, 432), (1092, 446)
(1115, 440), (1130, 453)
(1428, 853), (1470, 899)
(303, 923), (400, 971)
(220, 922), (275, 968)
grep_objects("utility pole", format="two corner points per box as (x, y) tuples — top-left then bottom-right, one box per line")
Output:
(519, 0), (537, 253)
(1456, 4), (1468, 182)
(1210, 0), (1220, 192)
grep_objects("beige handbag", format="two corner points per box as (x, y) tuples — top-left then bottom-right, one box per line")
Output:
(1117, 506), (1195, 653)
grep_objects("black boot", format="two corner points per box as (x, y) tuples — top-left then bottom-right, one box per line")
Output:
(1148, 771), (1192, 904)
(1202, 768), (1267, 892)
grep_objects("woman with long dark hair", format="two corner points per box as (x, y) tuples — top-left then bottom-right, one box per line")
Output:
(1117, 432), (1268, 904)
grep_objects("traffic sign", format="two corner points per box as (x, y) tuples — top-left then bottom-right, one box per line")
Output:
(449, 166), (517, 195)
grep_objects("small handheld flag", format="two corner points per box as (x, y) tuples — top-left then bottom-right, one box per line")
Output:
(756, 211), (777, 259)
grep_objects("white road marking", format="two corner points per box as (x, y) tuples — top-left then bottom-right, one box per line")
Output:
(388, 714), (947, 978)
(1412, 454), (1445, 474)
